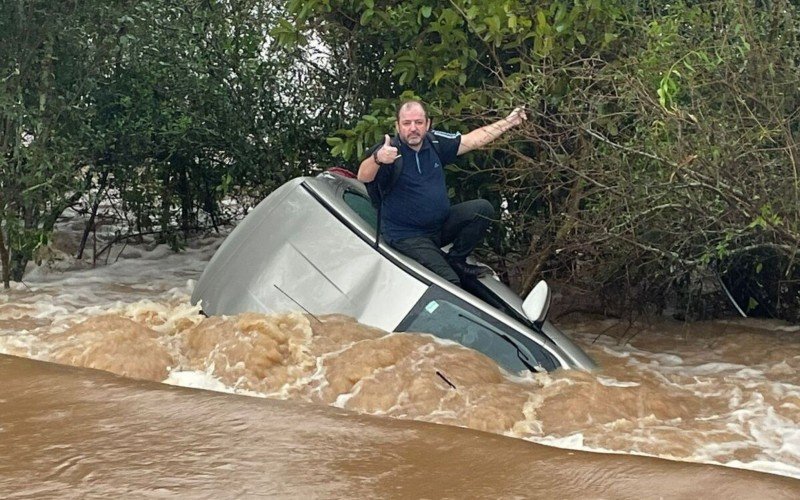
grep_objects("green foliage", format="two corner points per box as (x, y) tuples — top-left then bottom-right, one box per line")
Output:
(0, 0), (109, 281)
(1, 0), (344, 284)
(279, 0), (628, 162)
(4, 0), (800, 321)
(287, 0), (800, 320)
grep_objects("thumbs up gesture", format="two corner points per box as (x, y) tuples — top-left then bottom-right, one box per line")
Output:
(374, 134), (400, 164)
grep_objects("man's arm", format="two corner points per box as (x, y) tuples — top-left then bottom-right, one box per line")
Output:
(358, 134), (399, 182)
(457, 107), (527, 156)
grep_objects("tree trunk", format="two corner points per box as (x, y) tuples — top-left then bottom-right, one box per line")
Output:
(521, 175), (585, 294)
(158, 167), (172, 244)
(176, 159), (194, 232)
(9, 250), (27, 282)
(0, 222), (10, 289)
(201, 173), (220, 233)
(77, 170), (109, 259)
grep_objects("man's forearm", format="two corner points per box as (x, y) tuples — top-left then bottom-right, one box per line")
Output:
(458, 107), (526, 155)
(461, 119), (514, 151)
(357, 156), (381, 182)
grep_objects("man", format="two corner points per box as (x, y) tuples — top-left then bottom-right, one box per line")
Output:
(358, 99), (527, 286)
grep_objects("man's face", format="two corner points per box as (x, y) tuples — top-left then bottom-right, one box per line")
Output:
(395, 103), (430, 149)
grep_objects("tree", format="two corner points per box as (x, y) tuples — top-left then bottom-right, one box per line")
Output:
(1, 0), (347, 284)
(0, 0), (120, 285)
(283, 0), (800, 320)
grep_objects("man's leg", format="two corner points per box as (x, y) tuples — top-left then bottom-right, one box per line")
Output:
(390, 236), (460, 285)
(441, 199), (495, 260)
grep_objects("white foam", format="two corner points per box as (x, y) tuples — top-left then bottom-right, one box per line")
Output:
(534, 433), (586, 449)
(596, 376), (640, 388)
(164, 370), (233, 393)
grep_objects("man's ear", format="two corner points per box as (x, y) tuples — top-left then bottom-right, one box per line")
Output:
(395, 121), (400, 134)
(427, 117), (433, 130)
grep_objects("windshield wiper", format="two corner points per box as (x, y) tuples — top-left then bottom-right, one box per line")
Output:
(457, 314), (542, 372)
(502, 332), (541, 372)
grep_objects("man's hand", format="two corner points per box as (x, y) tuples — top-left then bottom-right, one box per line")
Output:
(505, 107), (527, 128)
(374, 134), (400, 164)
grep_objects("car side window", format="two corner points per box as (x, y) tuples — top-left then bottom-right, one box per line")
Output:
(398, 289), (559, 373)
(342, 190), (377, 230)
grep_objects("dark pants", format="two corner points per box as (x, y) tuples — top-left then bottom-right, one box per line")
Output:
(390, 199), (494, 285)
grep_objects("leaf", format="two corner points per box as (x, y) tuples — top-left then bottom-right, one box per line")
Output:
(360, 9), (374, 25)
(421, 6), (432, 19)
(432, 69), (449, 85)
(536, 10), (549, 32)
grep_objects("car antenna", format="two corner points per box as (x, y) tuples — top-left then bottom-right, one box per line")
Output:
(273, 284), (324, 324)
(374, 184), (383, 248)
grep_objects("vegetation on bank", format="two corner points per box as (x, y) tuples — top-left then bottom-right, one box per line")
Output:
(2, 1), (799, 321)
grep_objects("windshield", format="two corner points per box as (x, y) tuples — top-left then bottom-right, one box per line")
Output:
(398, 288), (558, 373)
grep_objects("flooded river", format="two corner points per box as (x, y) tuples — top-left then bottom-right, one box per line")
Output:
(1, 218), (799, 497)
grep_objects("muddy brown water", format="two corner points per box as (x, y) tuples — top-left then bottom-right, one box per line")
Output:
(1, 227), (799, 497)
(2, 355), (798, 499)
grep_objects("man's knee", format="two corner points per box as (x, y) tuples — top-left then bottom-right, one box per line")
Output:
(390, 237), (460, 285)
(474, 198), (494, 219)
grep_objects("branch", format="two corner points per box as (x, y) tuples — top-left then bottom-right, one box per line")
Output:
(582, 126), (679, 168)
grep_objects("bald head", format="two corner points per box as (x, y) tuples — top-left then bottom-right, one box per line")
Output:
(396, 100), (429, 121)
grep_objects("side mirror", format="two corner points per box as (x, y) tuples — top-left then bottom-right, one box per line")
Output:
(522, 280), (551, 324)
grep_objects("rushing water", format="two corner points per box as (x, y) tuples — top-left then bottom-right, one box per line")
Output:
(1, 215), (799, 497)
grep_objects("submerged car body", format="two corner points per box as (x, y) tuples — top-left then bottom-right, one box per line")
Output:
(192, 172), (596, 373)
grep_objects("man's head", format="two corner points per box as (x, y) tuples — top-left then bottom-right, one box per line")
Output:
(395, 100), (430, 150)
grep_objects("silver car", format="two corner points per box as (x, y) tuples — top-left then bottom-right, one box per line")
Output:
(192, 171), (596, 373)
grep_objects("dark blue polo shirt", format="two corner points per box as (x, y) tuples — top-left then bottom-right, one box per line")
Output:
(366, 130), (461, 242)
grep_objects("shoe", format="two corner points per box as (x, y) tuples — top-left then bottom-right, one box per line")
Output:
(448, 259), (491, 278)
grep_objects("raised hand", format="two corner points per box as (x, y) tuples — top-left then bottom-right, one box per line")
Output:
(505, 107), (528, 127)
(374, 134), (400, 164)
